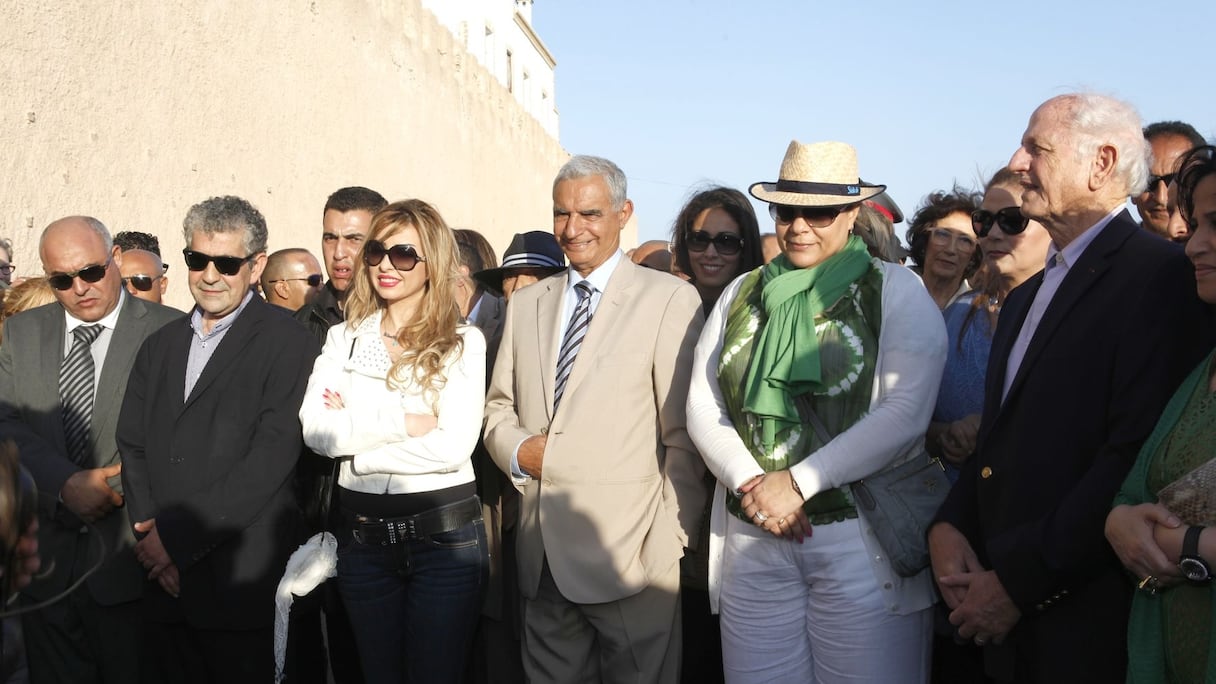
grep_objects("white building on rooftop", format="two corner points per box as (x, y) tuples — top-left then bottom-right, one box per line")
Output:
(421, 0), (559, 138)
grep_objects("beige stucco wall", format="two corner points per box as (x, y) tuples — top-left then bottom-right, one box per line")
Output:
(0, 0), (597, 310)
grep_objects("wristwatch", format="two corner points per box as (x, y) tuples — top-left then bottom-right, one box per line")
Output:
(1179, 526), (1212, 583)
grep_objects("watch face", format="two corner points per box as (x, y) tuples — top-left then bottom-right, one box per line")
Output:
(1180, 557), (1211, 582)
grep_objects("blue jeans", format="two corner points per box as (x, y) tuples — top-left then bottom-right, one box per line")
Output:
(337, 516), (489, 684)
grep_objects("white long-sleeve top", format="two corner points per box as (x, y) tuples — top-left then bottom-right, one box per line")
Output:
(299, 311), (486, 495)
(687, 261), (947, 614)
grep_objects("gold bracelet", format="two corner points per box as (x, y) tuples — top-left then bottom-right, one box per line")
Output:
(790, 475), (803, 499)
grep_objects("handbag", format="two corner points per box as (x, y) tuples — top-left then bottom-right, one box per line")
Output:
(1157, 456), (1216, 526)
(800, 402), (948, 577)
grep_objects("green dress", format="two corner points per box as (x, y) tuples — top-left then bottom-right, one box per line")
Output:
(1115, 351), (1216, 683)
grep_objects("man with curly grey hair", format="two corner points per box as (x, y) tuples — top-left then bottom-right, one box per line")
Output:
(118, 195), (319, 683)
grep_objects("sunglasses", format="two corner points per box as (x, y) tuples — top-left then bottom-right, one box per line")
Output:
(363, 241), (426, 271)
(1146, 173), (1177, 190)
(686, 230), (744, 256)
(769, 203), (853, 228)
(122, 274), (162, 291)
(971, 207), (1030, 238)
(182, 249), (256, 275)
(48, 258), (112, 291)
(268, 274), (323, 287)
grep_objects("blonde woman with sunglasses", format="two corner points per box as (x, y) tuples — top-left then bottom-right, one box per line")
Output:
(299, 199), (488, 684)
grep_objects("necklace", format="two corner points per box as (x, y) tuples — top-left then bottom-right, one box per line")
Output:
(382, 331), (400, 348)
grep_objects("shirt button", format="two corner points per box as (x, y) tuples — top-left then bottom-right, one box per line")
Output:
(981, 467), (993, 479)
(542, 479), (552, 486)
(883, 582), (893, 590)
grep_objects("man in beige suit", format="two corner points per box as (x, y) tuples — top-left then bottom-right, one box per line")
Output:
(485, 156), (706, 683)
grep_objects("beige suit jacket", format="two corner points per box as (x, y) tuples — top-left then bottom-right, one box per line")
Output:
(485, 259), (706, 605)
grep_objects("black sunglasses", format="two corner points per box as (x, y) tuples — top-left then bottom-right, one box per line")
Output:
(182, 249), (256, 275)
(769, 203), (853, 228)
(971, 207), (1030, 238)
(48, 258), (112, 291)
(363, 241), (426, 271)
(687, 230), (744, 256)
(268, 274), (323, 287)
(122, 274), (161, 292)
(1146, 173), (1177, 190)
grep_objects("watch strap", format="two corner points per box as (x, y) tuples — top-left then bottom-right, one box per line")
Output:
(1184, 525), (1205, 559)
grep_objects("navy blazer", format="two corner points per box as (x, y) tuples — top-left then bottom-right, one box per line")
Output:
(118, 296), (320, 629)
(935, 211), (1215, 681)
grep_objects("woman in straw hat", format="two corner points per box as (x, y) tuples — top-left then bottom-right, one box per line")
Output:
(686, 140), (947, 682)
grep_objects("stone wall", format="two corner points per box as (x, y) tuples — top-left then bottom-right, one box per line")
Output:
(0, 0), (578, 309)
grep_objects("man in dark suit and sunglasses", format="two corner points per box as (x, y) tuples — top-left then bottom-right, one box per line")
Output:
(117, 196), (320, 683)
(260, 248), (324, 314)
(0, 216), (182, 683)
(118, 249), (169, 305)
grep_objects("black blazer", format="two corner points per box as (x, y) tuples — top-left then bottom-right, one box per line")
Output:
(936, 211), (1215, 681)
(0, 295), (182, 605)
(118, 296), (320, 630)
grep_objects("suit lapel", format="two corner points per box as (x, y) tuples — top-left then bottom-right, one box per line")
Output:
(1001, 213), (1132, 406)
(560, 260), (632, 405)
(37, 307), (68, 453)
(92, 296), (145, 453)
(985, 272), (1040, 420)
(182, 298), (263, 412)
(536, 274), (566, 419)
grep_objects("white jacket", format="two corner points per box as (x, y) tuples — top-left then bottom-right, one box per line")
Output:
(686, 261), (947, 614)
(299, 311), (486, 495)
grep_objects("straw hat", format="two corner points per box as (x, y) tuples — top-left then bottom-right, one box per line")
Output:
(749, 140), (886, 207)
(473, 231), (566, 295)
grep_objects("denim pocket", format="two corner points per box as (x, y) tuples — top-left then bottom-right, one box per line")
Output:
(425, 518), (485, 550)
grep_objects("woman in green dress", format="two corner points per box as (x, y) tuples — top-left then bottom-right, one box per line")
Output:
(1106, 144), (1216, 683)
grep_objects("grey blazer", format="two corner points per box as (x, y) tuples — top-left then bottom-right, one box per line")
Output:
(0, 294), (182, 605)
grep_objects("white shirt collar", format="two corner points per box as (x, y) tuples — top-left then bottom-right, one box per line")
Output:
(1045, 205), (1124, 270)
(64, 289), (126, 333)
(564, 249), (624, 295)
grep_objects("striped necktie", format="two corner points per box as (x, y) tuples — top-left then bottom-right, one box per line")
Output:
(553, 281), (594, 413)
(60, 324), (104, 466)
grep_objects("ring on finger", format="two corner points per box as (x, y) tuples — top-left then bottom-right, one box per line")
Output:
(777, 518), (788, 527)
(974, 637), (987, 646)
(753, 511), (769, 524)
(1138, 575), (1160, 595)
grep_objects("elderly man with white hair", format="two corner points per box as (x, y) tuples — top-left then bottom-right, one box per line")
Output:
(929, 93), (1215, 682)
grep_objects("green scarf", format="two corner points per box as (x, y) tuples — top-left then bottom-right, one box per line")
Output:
(741, 236), (872, 449)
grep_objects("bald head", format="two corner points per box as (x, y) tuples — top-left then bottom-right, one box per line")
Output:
(40, 216), (123, 322)
(630, 240), (672, 272)
(119, 249), (167, 304)
(261, 248), (323, 311)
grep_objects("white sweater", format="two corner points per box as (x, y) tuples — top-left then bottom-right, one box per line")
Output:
(686, 261), (947, 614)
(299, 311), (486, 495)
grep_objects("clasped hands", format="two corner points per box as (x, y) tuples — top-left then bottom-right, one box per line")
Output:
(929, 522), (1021, 646)
(1105, 502), (1184, 593)
(738, 470), (811, 543)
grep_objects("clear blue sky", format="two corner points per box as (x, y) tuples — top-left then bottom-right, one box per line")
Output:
(533, 1), (1215, 245)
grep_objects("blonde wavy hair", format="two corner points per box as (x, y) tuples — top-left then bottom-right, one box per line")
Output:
(344, 200), (464, 408)
(0, 278), (55, 344)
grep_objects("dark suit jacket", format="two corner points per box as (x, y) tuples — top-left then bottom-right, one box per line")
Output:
(117, 296), (320, 630)
(936, 211), (1215, 681)
(0, 295), (182, 605)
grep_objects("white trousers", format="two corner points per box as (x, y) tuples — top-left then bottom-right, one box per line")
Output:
(719, 514), (931, 683)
